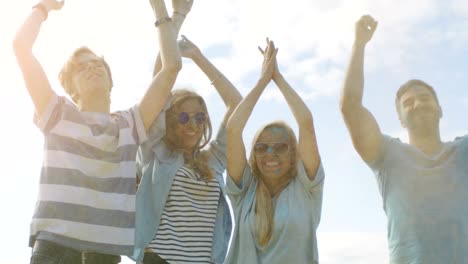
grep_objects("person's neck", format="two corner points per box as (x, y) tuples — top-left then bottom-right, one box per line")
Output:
(408, 127), (443, 156)
(78, 96), (110, 113)
(263, 175), (290, 198)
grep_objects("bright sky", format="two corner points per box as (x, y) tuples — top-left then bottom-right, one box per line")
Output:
(2, 0), (468, 263)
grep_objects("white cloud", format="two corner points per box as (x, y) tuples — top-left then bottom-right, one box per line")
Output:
(4, 0), (468, 261)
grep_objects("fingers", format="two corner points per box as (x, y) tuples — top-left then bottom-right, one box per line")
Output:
(265, 40), (275, 58)
(258, 46), (265, 55)
(181, 35), (191, 43)
(183, 35), (195, 46)
(357, 14), (377, 30)
(58, 1), (65, 9)
(266, 48), (279, 66)
(259, 38), (276, 58)
(371, 20), (378, 34)
(51, 0), (65, 10)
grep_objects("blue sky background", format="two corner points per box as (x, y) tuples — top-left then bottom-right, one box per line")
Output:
(2, 0), (468, 263)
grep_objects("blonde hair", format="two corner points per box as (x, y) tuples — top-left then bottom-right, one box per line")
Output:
(164, 89), (214, 179)
(248, 121), (298, 246)
(58, 47), (113, 103)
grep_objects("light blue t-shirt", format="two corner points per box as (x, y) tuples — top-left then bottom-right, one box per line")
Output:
(225, 161), (324, 264)
(368, 135), (468, 264)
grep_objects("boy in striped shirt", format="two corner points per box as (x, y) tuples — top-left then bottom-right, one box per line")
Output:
(13, 0), (181, 262)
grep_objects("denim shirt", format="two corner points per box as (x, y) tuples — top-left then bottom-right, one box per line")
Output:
(225, 161), (324, 264)
(131, 98), (232, 263)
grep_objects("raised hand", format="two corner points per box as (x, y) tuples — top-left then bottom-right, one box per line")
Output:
(258, 38), (278, 82)
(178, 35), (200, 59)
(355, 15), (378, 47)
(172, 0), (194, 16)
(40, 0), (65, 12)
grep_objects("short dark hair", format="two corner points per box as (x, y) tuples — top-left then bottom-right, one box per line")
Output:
(395, 79), (439, 113)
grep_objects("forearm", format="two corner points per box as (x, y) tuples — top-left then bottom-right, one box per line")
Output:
(340, 43), (366, 111)
(152, 12), (186, 76)
(152, 1), (181, 72)
(192, 52), (242, 109)
(13, 9), (46, 56)
(227, 78), (268, 133)
(274, 73), (313, 127)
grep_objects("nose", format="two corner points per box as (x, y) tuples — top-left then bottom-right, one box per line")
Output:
(187, 118), (198, 128)
(264, 146), (278, 157)
(84, 63), (94, 71)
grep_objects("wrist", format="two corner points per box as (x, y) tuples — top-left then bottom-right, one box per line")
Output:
(33, 3), (50, 20)
(173, 11), (187, 18)
(190, 50), (203, 62)
(273, 72), (283, 83)
(353, 40), (367, 50)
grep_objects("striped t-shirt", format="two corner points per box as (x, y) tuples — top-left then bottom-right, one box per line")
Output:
(30, 94), (147, 256)
(148, 164), (221, 263)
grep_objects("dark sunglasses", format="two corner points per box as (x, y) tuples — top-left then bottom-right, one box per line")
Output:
(254, 142), (289, 157)
(178, 112), (207, 125)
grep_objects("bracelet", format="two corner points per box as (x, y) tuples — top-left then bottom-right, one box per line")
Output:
(173, 11), (186, 18)
(33, 3), (49, 21)
(210, 73), (223, 85)
(154, 17), (172, 27)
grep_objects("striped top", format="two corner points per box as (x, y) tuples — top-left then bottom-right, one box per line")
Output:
(148, 164), (221, 263)
(30, 94), (147, 256)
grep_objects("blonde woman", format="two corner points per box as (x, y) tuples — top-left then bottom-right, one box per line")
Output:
(132, 35), (242, 264)
(225, 40), (325, 264)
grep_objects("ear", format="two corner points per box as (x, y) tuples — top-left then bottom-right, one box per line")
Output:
(396, 107), (407, 128)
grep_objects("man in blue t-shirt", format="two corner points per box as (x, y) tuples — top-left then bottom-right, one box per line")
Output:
(340, 15), (468, 264)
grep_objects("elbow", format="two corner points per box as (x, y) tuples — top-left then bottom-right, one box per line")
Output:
(226, 119), (242, 137)
(339, 98), (355, 116)
(299, 115), (315, 131)
(12, 33), (26, 57)
(340, 98), (363, 122)
(159, 64), (182, 80)
(163, 57), (182, 73)
(12, 32), (33, 60)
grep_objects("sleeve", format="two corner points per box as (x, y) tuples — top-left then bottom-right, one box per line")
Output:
(137, 96), (172, 167)
(297, 160), (325, 193)
(454, 134), (468, 153)
(129, 104), (148, 145)
(366, 134), (394, 186)
(296, 160), (325, 228)
(226, 164), (254, 207)
(33, 94), (66, 134)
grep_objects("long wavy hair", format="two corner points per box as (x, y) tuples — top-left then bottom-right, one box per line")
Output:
(163, 89), (214, 179)
(248, 121), (298, 246)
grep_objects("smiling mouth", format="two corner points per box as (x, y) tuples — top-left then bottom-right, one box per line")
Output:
(184, 131), (200, 137)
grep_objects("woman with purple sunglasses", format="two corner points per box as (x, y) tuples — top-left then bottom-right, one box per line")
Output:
(131, 32), (242, 264)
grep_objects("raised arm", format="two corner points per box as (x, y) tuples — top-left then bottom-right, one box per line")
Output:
(152, 0), (193, 76)
(226, 40), (277, 184)
(340, 15), (382, 163)
(139, 0), (182, 131)
(271, 46), (320, 180)
(13, 0), (64, 118)
(178, 35), (242, 126)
